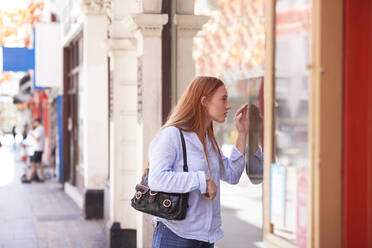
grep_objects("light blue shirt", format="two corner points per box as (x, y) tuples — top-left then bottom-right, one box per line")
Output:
(148, 126), (263, 243)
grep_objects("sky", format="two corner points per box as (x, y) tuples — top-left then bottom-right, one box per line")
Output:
(0, 0), (31, 11)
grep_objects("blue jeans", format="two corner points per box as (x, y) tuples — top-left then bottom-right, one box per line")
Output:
(152, 222), (214, 248)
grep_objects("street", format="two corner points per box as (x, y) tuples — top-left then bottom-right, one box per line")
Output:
(0, 145), (106, 248)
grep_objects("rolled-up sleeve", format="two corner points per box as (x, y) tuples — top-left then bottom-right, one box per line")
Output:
(220, 145), (246, 184)
(249, 146), (263, 172)
(246, 146), (264, 184)
(148, 127), (207, 194)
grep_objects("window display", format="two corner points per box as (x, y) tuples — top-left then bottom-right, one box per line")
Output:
(271, 0), (312, 245)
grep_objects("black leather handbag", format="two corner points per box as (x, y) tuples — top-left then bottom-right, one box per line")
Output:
(131, 129), (189, 220)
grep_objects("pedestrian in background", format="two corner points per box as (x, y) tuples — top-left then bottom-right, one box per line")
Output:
(22, 124), (29, 140)
(21, 126), (36, 179)
(21, 118), (45, 183)
(11, 125), (17, 149)
(11, 125), (16, 139)
(148, 76), (263, 248)
(20, 124), (29, 162)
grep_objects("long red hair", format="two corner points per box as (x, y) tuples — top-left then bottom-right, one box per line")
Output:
(163, 76), (225, 173)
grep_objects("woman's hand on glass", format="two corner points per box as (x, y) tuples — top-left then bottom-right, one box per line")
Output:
(234, 103), (249, 135)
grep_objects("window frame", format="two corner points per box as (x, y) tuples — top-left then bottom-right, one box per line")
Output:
(262, 0), (343, 247)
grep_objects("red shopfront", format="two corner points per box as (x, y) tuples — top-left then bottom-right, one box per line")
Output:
(30, 90), (49, 136)
(343, 0), (372, 247)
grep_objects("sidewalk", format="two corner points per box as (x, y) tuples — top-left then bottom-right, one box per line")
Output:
(0, 146), (106, 248)
(216, 177), (264, 248)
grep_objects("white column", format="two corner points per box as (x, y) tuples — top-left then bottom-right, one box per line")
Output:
(122, 13), (168, 248)
(174, 14), (209, 99)
(81, 2), (109, 190)
(103, 0), (164, 240)
(105, 38), (138, 228)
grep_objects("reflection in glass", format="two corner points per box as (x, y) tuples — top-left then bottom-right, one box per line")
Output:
(247, 102), (263, 184)
(271, 0), (311, 245)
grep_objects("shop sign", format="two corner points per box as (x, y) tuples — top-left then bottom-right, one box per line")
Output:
(34, 23), (62, 88)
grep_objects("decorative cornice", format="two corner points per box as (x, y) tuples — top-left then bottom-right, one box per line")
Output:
(122, 14), (168, 37)
(103, 0), (113, 20)
(81, 0), (105, 15)
(104, 38), (137, 54)
(174, 14), (210, 38)
(103, 0), (111, 11)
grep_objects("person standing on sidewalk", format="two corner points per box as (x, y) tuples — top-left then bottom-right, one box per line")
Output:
(22, 124), (29, 140)
(148, 76), (263, 248)
(21, 126), (36, 180)
(22, 118), (45, 183)
(11, 125), (16, 144)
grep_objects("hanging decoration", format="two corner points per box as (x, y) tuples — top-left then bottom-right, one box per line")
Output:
(0, 1), (44, 47)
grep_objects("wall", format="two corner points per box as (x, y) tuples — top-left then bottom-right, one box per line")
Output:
(343, 0), (372, 247)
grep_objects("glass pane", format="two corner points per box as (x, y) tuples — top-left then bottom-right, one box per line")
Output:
(194, 0), (266, 247)
(271, 0), (311, 246)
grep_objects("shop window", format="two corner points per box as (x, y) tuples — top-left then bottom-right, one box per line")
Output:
(270, 0), (311, 246)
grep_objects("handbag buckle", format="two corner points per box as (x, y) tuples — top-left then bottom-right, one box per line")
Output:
(149, 191), (158, 196)
(135, 191), (142, 200)
(163, 199), (172, 208)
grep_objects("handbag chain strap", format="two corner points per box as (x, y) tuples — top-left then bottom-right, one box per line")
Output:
(178, 129), (188, 172)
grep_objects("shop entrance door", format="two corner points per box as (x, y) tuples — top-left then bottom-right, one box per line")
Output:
(63, 34), (82, 185)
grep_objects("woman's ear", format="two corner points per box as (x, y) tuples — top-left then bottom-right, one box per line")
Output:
(201, 96), (208, 107)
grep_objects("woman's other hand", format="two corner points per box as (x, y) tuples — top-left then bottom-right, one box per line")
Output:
(202, 175), (217, 200)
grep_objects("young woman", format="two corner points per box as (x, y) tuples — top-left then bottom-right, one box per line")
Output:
(148, 76), (263, 248)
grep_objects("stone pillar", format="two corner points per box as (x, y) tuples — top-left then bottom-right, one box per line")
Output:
(122, 13), (168, 248)
(81, 0), (108, 218)
(105, 37), (138, 247)
(104, 1), (166, 247)
(174, 13), (209, 99)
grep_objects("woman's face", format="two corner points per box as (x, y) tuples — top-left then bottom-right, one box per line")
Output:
(205, 85), (231, 123)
